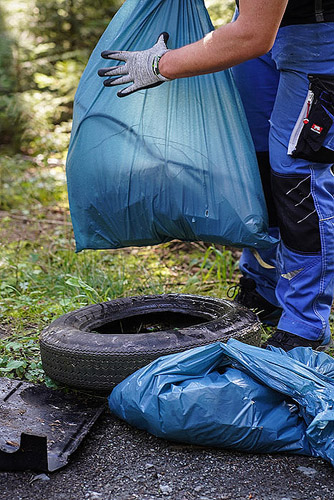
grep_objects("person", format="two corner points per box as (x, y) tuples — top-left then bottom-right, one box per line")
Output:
(98, 0), (334, 351)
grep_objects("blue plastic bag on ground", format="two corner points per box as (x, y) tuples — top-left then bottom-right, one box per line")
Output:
(109, 339), (334, 466)
(66, 0), (275, 251)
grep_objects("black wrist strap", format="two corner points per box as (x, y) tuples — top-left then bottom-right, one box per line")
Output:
(315, 0), (325, 21)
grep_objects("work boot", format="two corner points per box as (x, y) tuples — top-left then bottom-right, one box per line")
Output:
(262, 329), (332, 351)
(228, 277), (282, 325)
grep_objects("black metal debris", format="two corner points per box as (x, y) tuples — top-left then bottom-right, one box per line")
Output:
(0, 377), (105, 472)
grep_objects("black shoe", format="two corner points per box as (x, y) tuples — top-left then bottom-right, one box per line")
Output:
(262, 329), (332, 352)
(228, 277), (282, 325)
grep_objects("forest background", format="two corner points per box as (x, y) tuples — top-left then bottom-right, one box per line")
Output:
(0, 0), (234, 155)
(0, 0), (275, 385)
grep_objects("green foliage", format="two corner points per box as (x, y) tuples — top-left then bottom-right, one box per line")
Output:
(32, 0), (121, 54)
(0, 4), (23, 149)
(198, 245), (239, 286)
(0, 0), (234, 156)
(0, 10), (14, 94)
(0, 336), (42, 381)
(205, 0), (235, 27)
(0, 155), (66, 210)
(0, 0), (122, 155)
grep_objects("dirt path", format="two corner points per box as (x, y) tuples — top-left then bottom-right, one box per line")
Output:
(0, 411), (333, 500)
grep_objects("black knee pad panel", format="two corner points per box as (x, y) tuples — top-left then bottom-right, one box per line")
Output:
(271, 171), (321, 253)
(256, 152), (278, 228)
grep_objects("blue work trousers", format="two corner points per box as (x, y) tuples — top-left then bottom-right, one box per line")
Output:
(231, 23), (334, 342)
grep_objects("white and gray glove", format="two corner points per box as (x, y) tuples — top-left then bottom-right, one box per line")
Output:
(98, 32), (171, 98)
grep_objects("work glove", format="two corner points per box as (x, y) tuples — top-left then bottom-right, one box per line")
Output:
(98, 32), (171, 98)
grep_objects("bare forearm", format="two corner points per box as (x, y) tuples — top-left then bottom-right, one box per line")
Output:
(159, 22), (267, 79)
(159, 0), (288, 80)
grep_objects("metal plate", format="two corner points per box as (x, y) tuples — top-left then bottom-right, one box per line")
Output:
(0, 378), (105, 471)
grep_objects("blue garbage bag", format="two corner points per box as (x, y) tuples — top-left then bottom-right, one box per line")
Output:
(66, 0), (276, 251)
(109, 339), (334, 466)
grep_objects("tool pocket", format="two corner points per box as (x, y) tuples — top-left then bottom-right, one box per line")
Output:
(288, 74), (334, 163)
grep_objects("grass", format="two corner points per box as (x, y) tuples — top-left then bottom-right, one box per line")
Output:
(0, 154), (241, 385)
(1, 154), (333, 386)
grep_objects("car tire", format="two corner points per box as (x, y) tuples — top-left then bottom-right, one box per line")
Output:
(40, 294), (261, 391)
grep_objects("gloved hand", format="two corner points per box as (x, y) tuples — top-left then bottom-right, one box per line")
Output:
(98, 32), (171, 98)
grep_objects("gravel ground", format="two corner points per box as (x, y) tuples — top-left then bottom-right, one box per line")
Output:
(1, 410), (334, 500)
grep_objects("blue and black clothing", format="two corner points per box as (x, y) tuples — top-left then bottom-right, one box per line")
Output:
(281, 0), (334, 25)
(232, 1), (334, 343)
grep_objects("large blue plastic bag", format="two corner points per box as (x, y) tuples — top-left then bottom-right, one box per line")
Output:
(222, 341), (334, 466)
(109, 340), (334, 466)
(66, 0), (275, 251)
